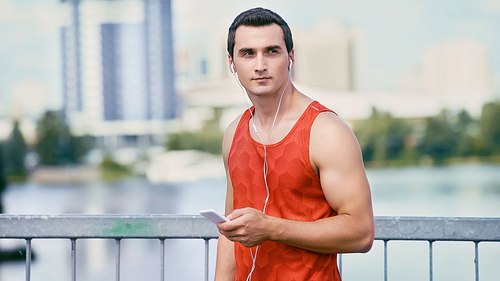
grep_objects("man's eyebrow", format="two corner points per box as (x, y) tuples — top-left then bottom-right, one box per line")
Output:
(237, 45), (283, 55)
(237, 48), (254, 55)
(266, 45), (283, 51)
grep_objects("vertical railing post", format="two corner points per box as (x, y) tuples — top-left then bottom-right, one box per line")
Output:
(384, 240), (388, 281)
(25, 238), (32, 281)
(115, 239), (121, 281)
(338, 253), (342, 278)
(160, 238), (165, 281)
(429, 240), (434, 281)
(71, 238), (77, 281)
(474, 241), (479, 281)
(204, 238), (210, 281)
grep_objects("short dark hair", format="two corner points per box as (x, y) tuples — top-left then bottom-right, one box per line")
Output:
(227, 7), (293, 58)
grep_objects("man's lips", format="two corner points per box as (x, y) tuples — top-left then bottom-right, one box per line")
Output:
(252, 77), (271, 81)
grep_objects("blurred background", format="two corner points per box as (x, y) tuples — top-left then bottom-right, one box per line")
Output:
(0, 0), (499, 280)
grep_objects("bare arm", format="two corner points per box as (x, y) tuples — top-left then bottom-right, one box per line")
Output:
(214, 116), (241, 281)
(218, 112), (374, 254)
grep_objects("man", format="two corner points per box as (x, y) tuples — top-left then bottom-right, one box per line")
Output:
(215, 7), (374, 281)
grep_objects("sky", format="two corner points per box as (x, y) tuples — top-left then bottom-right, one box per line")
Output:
(0, 0), (499, 118)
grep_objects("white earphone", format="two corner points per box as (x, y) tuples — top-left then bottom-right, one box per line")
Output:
(289, 58), (293, 70)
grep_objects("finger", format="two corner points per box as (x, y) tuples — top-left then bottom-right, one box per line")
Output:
(227, 208), (246, 220)
(219, 230), (241, 242)
(219, 227), (242, 237)
(216, 220), (239, 232)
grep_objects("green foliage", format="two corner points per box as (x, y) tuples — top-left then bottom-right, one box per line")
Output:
(4, 121), (28, 179)
(36, 111), (62, 165)
(454, 110), (477, 157)
(0, 145), (5, 213)
(354, 108), (413, 163)
(167, 107), (224, 154)
(418, 110), (459, 164)
(71, 135), (93, 163)
(99, 153), (132, 182)
(480, 102), (500, 154)
(35, 111), (92, 165)
(354, 103), (500, 167)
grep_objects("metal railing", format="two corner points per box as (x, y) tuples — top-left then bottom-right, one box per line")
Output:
(1, 215), (499, 281)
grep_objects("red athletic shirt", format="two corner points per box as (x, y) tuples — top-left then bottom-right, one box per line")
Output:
(228, 101), (342, 281)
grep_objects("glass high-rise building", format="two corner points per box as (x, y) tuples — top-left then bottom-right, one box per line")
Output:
(60, 0), (177, 144)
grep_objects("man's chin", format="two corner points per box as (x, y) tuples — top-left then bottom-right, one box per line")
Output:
(248, 88), (275, 96)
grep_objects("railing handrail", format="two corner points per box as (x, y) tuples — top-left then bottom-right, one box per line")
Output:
(0, 214), (219, 239)
(1, 215), (499, 242)
(375, 216), (500, 242)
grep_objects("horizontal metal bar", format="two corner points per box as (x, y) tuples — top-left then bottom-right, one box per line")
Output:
(0, 215), (499, 241)
(375, 216), (500, 242)
(0, 215), (220, 239)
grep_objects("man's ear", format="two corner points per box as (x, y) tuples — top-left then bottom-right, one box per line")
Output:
(228, 55), (235, 73)
(288, 50), (295, 70)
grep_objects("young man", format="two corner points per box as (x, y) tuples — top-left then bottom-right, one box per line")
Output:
(215, 7), (374, 281)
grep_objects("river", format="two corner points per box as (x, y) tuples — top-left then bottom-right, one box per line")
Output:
(1, 163), (499, 280)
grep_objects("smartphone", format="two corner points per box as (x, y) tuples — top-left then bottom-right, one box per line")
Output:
(199, 209), (229, 224)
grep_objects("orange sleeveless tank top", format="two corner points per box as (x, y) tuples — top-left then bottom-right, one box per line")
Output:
(228, 101), (341, 281)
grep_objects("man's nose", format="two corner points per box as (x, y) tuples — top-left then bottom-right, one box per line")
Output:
(254, 54), (267, 72)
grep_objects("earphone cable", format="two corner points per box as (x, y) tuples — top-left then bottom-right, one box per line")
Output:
(232, 66), (290, 281)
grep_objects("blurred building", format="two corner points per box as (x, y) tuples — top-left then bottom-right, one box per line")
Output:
(60, 0), (177, 149)
(175, 17), (370, 94)
(422, 38), (493, 116)
(423, 39), (490, 93)
(174, 34), (229, 91)
(292, 17), (369, 91)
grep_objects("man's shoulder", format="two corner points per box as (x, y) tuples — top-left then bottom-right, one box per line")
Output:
(222, 113), (245, 159)
(225, 113), (245, 136)
(310, 109), (357, 147)
(313, 110), (344, 130)
(309, 106), (362, 173)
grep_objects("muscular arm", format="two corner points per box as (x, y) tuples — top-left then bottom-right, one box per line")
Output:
(218, 112), (374, 254)
(214, 116), (241, 281)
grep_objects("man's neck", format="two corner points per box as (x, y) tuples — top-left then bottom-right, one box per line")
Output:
(249, 84), (296, 128)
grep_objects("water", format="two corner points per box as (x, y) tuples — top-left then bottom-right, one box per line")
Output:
(1, 163), (499, 280)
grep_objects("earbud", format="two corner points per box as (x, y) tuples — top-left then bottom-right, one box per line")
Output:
(231, 62), (236, 74)
(288, 59), (293, 70)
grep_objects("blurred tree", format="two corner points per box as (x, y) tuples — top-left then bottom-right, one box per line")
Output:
(479, 102), (500, 154)
(71, 135), (93, 163)
(58, 123), (73, 165)
(4, 121), (28, 180)
(351, 105), (500, 165)
(454, 110), (477, 157)
(35, 111), (92, 165)
(354, 107), (413, 163)
(385, 119), (412, 160)
(353, 108), (388, 162)
(36, 111), (62, 165)
(167, 107), (224, 154)
(199, 107), (224, 154)
(99, 152), (131, 181)
(418, 110), (458, 164)
(0, 144), (7, 213)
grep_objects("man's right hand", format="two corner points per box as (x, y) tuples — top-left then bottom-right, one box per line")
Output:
(217, 207), (275, 248)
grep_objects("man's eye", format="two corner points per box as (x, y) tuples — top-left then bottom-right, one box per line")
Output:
(243, 51), (253, 56)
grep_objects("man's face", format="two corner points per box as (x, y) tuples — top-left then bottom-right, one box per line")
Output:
(230, 23), (292, 97)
